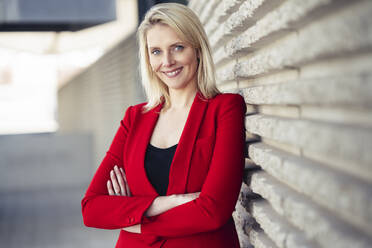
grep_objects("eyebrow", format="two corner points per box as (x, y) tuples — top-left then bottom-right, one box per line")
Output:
(148, 41), (185, 50)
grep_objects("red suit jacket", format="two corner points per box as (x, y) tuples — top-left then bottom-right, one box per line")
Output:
(81, 92), (246, 248)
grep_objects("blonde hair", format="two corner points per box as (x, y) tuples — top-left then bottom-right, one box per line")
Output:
(137, 3), (220, 112)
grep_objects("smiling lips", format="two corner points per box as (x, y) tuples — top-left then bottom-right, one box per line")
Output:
(163, 67), (183, 78)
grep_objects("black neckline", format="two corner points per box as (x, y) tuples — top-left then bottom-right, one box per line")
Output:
(148, 143), (178, 151)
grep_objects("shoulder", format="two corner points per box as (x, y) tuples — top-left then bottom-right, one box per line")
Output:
(129, 102), (147, 113)
(206, 93), (246, 125)
(208, 93), (245, 110)
(122, 102), (147, 121)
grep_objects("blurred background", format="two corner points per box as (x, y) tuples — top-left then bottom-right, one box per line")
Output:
(0, 0), (185, 247)
(1, 0), (372, 247)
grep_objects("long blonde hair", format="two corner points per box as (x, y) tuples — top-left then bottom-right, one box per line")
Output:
(137, 3), (219, 112)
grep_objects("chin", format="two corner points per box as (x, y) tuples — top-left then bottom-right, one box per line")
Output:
(161, 79), (187, 90)
(166, 83), (187, 90)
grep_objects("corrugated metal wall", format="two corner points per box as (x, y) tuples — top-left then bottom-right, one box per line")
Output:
(189, 0), (372, 247)
(58, 33), (145, 169)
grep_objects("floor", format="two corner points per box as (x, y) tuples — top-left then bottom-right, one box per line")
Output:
(0, 187), (118, 247)
(0, 133), (118, 247)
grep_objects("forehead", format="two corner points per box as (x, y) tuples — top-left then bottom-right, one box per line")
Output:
(146, 24), (184, 47)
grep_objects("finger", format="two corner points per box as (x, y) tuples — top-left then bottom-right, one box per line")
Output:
(189, 192), (200, 200)
(191, 193), (198, 200)
(107, 180), (115, 195)
(114, 166), (126, 196)
(120, 168), (131, 196)
(114, 165), (126, 195)
(110, 170), (121, 195)
(121, 168), (131, 196)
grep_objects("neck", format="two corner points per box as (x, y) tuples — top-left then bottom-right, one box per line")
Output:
(168, 84), (198, 110)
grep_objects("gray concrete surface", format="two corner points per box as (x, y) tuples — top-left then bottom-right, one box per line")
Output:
(0, 133), (118, 247)
(0, 187), (117, 248)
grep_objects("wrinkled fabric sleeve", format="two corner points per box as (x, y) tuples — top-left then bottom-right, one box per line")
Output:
(81, 106), (157, 229)
(141, 95), (246, 237)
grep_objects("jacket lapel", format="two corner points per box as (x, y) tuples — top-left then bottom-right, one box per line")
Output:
(166, 92), (208, 195)
(129, 92), (208, 196)
(128, 103), (163, 196)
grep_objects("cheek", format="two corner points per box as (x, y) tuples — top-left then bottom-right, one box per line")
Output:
(185, 57), (198, 74)
(182, 53), (198, 69)
(149, 59), (161, 72)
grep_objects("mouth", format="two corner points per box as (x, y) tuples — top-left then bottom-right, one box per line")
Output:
(162, 67), (183, 78)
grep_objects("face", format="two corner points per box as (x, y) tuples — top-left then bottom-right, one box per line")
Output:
(146, 24), (199, 92)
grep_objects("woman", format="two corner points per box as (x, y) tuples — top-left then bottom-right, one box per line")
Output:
(81, 3), (246, 248)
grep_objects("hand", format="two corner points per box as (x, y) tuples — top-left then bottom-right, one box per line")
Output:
(144, 192), (201, 217)
(107, 165), (131, 196)
(122, 224), (141, 233)
(107, 166), (139, 232)
(174, 192), (200, 206)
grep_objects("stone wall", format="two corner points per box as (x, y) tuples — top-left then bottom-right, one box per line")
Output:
(188, 0), (372, 247)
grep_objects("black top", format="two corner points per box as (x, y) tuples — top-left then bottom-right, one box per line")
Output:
(144, 143), (178, 196)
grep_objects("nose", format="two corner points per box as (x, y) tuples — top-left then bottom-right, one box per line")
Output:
(162, 51), (175, 67)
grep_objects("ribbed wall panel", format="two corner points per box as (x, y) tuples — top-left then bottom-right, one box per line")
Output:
(190, 0), (372, 247)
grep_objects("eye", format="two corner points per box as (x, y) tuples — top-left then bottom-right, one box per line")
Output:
(151, 49), (161, 55)
(174, 45), (184, 51)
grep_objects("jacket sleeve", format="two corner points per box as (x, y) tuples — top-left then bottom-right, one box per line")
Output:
(141, 94), (246, 237)
(81, 106), (157, 229)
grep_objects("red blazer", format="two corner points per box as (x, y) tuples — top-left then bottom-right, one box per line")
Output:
(81, 92), (246, 248)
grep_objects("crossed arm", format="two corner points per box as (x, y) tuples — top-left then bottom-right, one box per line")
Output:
(106, 165), (200, 233)
(82, 95), (246, 238)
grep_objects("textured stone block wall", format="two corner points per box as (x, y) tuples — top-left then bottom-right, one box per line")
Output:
(58, 34), (145, 169)
(188, 0), (372, 247)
